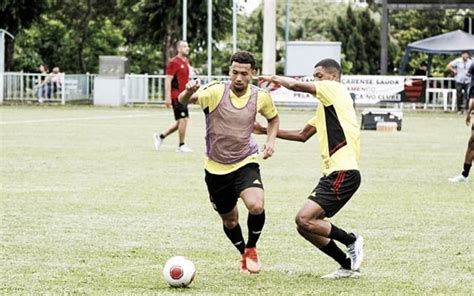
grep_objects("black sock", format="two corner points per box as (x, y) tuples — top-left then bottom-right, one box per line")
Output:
(329, 224), (356, 246)
(179, 142), (184, 147)
(246, 211), (265, 248)
(320, 240), (351, 269)
(159, 134), (165, 139)
(223, 224), (246, 254)
(462, 163), (472, 178)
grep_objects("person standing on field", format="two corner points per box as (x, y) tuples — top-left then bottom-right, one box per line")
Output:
(447, 51), (472, 114)
(179, 51), (279, 274)
(255, 58), (364, 279)
(154, 40), (193, 153)
(449, 62), (474, 183)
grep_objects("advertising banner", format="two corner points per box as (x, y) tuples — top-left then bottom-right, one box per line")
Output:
(261, 75), (426, 105)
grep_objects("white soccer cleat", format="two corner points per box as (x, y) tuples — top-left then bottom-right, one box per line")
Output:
(347, 234), (364, 271)
(321, 268), (361, 279)
(448, 175), (469, 183)
(176, 144), (193, 153)
(153, 133), (163, 150)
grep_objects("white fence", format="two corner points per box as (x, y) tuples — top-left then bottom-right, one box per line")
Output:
(1, 72), (95, 104)
(124, 74), (229, 104)
(0, 72), (461, 110)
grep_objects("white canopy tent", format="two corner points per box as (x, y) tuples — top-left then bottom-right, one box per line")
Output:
(400, 30), (474, 74)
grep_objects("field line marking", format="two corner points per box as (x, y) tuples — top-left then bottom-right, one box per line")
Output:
(0, 114), (153, 125)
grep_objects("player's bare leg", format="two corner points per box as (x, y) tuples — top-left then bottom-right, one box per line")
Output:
(176, 118), (193, 152)
(295, 200), (363, 278)
(154, 121), (178, 150)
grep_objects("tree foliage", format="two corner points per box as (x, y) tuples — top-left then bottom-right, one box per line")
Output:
(0, 0), (48, 70)
(3, 0), (473, 76)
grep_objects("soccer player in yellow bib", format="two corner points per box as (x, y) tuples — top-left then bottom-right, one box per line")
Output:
(256, 59), (363, 279)
(179, 51), (279, 274)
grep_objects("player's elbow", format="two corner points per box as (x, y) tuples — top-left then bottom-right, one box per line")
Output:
(298, 132), (313, 143)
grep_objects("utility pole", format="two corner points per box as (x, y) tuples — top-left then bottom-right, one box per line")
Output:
(207, 0), (212, 81)
(183, 0), (187, 41)
(380, 0), (388, 74)
(284, 0), (290, 75)
(0, 29), (14, 103)
(262, 0), (276, 75)
(233, 0), (238, 53)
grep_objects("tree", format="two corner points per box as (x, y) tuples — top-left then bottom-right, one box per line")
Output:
(133, 0), (233, 74)
(0, 0), (48, 70)
(390, 9), (473, 76)
(330, 5), (381, 74)
(47, 0), (123, 73)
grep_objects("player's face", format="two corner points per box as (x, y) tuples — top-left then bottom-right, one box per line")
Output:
(178, 42), (190, 56)
(229, 62), (255, 93)
(313, 66), (339, 82)
(462, 52), (469, 61)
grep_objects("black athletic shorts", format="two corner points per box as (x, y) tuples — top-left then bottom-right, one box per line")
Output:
(172, 100), (189, 120)
(205, 163), (263, 214)
(308, 170), (361, 218)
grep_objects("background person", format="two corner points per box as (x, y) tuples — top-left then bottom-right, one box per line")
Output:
(178, 51), (279, 274)
(154, 40), (193, 153)
(449, 62), (474, 183)
(36, 64), (49, 102)
(414, 61), (428, 76)
(447, 51), (472, 113)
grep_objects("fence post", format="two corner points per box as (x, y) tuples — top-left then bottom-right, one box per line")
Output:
(124, 74), (130, 104)
(86, 72), (90, 100)
(20, 71), (24, 102)
(145, 73), (149, 104)
(61, 73), (66, 105)
(0, 72), (3, 103)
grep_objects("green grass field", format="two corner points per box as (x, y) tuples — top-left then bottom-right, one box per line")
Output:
(1, 105), (473, 295)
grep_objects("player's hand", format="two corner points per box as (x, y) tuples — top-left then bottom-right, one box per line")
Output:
(466, 113), (471, 126)
(165, 97), (172, 108)
(253, 121), (266, 134)
(185, 79), (200, 93)
(261, 143), (274, 159)
(258, 75), (276, 85)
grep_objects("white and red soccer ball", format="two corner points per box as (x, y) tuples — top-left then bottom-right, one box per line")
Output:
(163, 256), (196, 288)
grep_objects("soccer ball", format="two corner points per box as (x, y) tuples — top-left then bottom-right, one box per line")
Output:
(163, 256), (196, 288)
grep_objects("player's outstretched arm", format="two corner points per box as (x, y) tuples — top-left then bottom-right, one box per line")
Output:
(179, 79), (200, 105)
(261, 115), (279, 160)
(259, 75), (316, 95)
(254, 121), (316, 143)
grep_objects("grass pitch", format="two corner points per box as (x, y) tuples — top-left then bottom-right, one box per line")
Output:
(1, 105), (473, 294)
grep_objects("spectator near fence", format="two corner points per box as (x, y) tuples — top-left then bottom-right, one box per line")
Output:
(36, 64), (49, 102)
(37, 66), (62, 102)
(448, 51), (472, 114)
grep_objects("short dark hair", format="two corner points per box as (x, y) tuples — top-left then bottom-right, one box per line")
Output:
(314, 59), (342, 76)
(175, 40), (187, 49)
(229, 51), (256, 69)
(461, 50), (470, 56)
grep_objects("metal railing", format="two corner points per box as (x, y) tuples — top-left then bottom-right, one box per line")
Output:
(1, 72), (461, 110)
(1, 72), (95, 104)
(124, 74), (229, 104)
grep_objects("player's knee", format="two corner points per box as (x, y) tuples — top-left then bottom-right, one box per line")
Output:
(294, 213), (309, 229)
(223, 219), (239, 229)
(247, 201), (264, 215)
(468, 136), (474, 149)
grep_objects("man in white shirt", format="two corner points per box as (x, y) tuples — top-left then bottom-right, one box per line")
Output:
(448, 51), (472, 113)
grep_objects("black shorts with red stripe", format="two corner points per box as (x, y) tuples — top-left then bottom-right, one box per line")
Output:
(308, 170), (361, 218)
